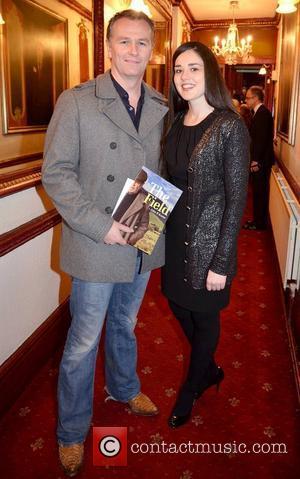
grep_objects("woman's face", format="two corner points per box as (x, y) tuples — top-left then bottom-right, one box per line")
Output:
(173, 49), (205, 102)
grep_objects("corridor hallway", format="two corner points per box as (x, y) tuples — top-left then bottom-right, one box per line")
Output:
(1, 202), (300, 479)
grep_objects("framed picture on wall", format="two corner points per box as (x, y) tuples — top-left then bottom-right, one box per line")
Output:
(0, 0), (68, 134)
(145, 64), (165, 95)
(277, 9), (300, 145)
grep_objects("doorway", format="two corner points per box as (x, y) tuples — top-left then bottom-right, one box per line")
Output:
(224, 64), (274, 112)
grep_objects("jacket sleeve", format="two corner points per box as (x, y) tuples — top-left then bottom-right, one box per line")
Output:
(42, 89), (114, 243)
(250, 109), (273, 168)
(210, 118), (250, 275)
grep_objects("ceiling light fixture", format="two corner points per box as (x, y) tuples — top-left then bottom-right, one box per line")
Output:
(276, 0), (299, 14)
(128, 0), (152, 18)
(212, 1), (252, 65)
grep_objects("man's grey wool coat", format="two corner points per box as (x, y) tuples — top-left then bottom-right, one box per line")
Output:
(42, 72), (168, 282)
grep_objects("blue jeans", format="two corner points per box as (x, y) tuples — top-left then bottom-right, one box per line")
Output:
(57, 257), (150, 445)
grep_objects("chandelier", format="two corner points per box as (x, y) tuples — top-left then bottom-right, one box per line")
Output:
(212, 1), (252, 65)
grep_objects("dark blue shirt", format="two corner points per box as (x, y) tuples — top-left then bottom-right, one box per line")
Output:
(110, 72), (145, 131)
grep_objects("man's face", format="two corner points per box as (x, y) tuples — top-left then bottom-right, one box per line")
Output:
(245, 89), (258, 109)
(128, 180), (143, 194)
(107, 18), (153, 81)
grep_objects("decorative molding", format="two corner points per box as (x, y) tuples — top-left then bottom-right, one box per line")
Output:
(0, 152), (43, 169)
(93, 0), (104, 76)
(193, 16), (280, 30)
(0, 299), (71, 417)
(59, 0), (92, 21)
(148, 0), (172, 16)
(176, 1), (280, 30)
(179, 0), (194, 26)
(0, 164), (42, 198)
(0, 209), (61, 257)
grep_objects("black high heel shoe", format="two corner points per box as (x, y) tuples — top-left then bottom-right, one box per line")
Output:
(168, 389), (195, 429)
(194, 366), (224, 400)
(168, 411), (192, 429)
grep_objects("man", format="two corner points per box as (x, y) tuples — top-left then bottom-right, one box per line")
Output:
(42, 9), (168, 477)
(243, 85), (274, 230)
(113, 169), (149, 246)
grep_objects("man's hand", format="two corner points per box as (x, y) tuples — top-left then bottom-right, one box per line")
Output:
(206, 270), (227, 291)
(104, 221), (134, 245)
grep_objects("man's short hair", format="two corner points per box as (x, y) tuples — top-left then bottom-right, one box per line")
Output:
(106, 9), (154, 41)
(249, 86), (264, 102)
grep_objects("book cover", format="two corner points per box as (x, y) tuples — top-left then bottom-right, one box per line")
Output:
(112, 166), (182, 255)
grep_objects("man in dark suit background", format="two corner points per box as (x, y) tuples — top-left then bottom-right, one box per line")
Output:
(243, 85), (274, 230)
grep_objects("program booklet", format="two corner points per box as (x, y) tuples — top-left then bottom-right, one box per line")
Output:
(112, 166), (182, 255)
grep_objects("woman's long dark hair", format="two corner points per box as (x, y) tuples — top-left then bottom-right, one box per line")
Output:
(169, 41), (235, 122)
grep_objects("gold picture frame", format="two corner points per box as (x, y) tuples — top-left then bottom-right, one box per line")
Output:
(277, 9), (300, 146)
(0, 0), (68, 134)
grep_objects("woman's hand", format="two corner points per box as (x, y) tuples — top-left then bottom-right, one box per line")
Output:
(206, 270), (227, 291)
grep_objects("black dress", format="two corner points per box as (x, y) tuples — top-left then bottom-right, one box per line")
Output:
(161, 111), (231, 313)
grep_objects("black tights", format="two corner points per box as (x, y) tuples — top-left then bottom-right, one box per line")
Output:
(169, 300), (221, 414)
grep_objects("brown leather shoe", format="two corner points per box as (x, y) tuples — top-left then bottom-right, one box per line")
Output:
(128, 392), (159, 416)
(59, 443), (84, 477)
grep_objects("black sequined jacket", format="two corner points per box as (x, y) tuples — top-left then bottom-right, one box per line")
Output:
(171, 109), (250, 289)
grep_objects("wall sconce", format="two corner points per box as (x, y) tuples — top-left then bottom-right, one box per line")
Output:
(259, 66), (267, 75)
(276, 0), (299, 14)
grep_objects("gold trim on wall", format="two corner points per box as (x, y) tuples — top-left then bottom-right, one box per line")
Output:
(277, 9), (300, 146)
(59, 0), (92, 21)
(0, 163), (42, 198)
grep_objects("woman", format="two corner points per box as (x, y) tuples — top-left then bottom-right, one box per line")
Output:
(161, 42), (250, 428)
(240, 103), (252, 131)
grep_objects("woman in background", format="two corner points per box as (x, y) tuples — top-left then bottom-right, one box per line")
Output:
(240, 103), (252, 131)
(162, 42), (250, 428)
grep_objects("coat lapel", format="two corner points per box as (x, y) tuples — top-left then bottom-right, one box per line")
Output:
(138, 84), (168, 139)
(96, 72), (140, 141)
(95, 72), (168, 142)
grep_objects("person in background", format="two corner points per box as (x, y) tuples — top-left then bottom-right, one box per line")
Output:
(42, 9), (168, 476)
(240, 103), (252, 131)
(161, 41), (249, 429)
(232, 98), (241, 112)
(243, 85), (274, 230)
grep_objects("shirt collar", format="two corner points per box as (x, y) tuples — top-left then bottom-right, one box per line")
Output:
(253, 102), (263, 114)
(110, 71), (145, 101)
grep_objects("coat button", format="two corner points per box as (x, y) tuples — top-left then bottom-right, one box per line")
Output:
(105, 206), (112, 214)
(183, 278), (188, 282)
(187, 167), (193, 173)
(110, 142), (117, 149)
(184, 241), (189, 246)
(185, 224), (190, 228)
(184, 259), (188, 264)
(186, 205), (191, 210)
(107, 175), (115, 182)
(188, 186), (192, 191)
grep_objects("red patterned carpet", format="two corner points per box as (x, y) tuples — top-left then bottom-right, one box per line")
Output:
(1, 217), (300, 478)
